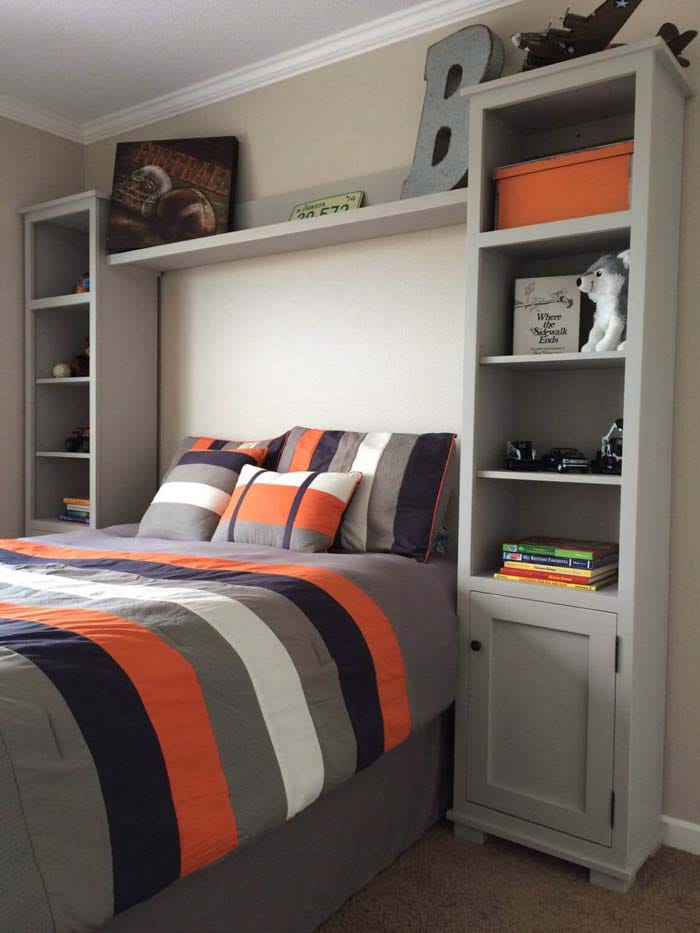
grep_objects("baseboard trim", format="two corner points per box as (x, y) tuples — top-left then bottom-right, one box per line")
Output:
(663, 815), (700, 855)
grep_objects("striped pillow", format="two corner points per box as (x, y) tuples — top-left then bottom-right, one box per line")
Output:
(138, 446), (268, 541)
(212, 465), (362, 552)
(277, 427), (456, 561)
(163, 432), (288, 477)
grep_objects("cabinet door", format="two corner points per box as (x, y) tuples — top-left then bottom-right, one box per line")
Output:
(467, 593), (616, 846)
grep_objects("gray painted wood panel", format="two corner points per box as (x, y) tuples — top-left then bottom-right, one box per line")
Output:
(467, 593), (616, 846)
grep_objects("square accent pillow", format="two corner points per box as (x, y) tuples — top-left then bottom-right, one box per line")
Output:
(138, 446), (268, 541)
(276, 427), (456, 561)
(212, 465), (362, 552)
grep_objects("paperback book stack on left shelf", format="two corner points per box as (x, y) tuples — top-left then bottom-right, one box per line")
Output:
(495, 538), (619, 591)
(59, 497), (91, 526)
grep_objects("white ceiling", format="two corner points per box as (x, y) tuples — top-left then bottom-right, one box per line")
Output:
(0, 0), (517, 143)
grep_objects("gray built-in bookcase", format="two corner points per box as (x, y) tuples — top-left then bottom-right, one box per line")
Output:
(22, 191), (158, 535)
(448, 41), (692, 891)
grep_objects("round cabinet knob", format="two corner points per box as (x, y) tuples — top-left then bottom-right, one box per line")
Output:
(470, 640), (482, 652)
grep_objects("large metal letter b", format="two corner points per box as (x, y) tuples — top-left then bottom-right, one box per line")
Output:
(401, 25), (504, 199)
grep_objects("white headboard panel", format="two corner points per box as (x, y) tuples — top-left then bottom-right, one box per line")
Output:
(159, 224), (466, 466)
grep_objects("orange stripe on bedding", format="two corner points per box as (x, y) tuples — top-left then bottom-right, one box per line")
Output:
(1, 540), (411, 751)
(0, 597), (238, 874)
(288, 429), (324, 472)
(190, 437), (216, 450)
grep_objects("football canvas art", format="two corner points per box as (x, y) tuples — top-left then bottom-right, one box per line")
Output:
(107, 136), (238, 253)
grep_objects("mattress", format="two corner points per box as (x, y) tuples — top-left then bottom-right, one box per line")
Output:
(0, 528), (457, 933)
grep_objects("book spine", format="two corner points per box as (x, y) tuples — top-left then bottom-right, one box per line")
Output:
(501, 551), (617, 570)
(501, 567), (617, 585)
(63, 498), (91, 507)
(503, 560), (618, 577)
(494, 573), (614, 592)
(503, 543), (599, 560)
(59, 513), (90, 524)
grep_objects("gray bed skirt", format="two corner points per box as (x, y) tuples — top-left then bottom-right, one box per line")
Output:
(103, 710), (453, 933)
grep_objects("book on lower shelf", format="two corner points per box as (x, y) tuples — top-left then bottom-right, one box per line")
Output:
(59, 497), (91, 525)
(496, 537), (618, 590)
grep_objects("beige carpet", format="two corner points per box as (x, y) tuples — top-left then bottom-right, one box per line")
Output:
(319, 822), (700, 932)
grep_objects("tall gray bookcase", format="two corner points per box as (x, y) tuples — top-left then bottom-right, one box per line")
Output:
(448, 41), (692, 890)
(22, 191), (158, 535)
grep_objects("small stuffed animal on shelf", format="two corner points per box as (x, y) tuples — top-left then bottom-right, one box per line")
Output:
(577, 249), (630, 352)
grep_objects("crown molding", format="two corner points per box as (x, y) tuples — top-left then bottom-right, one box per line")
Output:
(81, 0), (521, 144)
(0, 92), (83, 143)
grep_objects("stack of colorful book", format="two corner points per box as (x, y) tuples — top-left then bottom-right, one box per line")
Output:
(495, 537), (619, 591)
(59, 497), (91, 525)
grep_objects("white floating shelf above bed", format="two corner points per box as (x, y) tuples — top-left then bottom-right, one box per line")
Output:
(106, 188), (468, 273)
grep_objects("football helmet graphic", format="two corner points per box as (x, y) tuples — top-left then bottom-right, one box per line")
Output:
(115, 164), (173, 218)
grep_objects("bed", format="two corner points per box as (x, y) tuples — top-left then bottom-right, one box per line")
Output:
(0, 525), (457, 933)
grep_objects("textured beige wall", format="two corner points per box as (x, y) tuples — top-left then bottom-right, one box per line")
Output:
(0, 117), (84, 537)
(84, 0), (700, 824)
(158, 226), (466, 461)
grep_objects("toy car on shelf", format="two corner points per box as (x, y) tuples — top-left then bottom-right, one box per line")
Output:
(592, 418), (623, 474)
(65, 427), (90, 454)
(505, 440), (541, 470)
(541, 447), (590, 473)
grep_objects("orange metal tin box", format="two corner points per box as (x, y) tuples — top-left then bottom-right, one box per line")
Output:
(494, 140), (634, 230)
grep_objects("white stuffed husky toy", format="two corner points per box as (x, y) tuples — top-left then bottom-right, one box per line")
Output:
(577, 249), (630, 352)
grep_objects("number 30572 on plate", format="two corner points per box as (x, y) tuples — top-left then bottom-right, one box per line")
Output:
(290, 191), (364, 220)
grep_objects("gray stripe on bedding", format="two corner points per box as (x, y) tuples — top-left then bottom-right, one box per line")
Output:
(11, 566), (357, 798)
(0, 643), (113, 932)
(101, 595), (289, 844)
(65, 569), (357, 794)
(0, 730), (54, 933)
(2, 576), (289, 846)
(214, 584), (357, 793)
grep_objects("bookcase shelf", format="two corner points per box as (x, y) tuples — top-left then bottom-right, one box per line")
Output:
(480, 352), (625, 371)
(30, 518), (82, 535)
(36, 451), (90, 460)
(477, 211), (631, 257)
(469, 572), (620, 613)
(30, 293), (90, 312)
(450, 40), (691, 890)
(477, 470), (622, 485)
(35, 377), (90, 385)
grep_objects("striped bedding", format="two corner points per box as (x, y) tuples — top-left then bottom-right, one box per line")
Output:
(0, 529), (457, 933)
